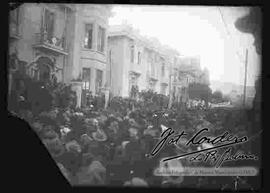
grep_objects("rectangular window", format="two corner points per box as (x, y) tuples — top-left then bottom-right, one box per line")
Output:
(137, 52), (141, 64)
(97, 26), (105, 52)
(84, 24), (93, 49)
(82, 68), (91, 90)
(10, 8), (19, 24)
(150, 55), (155, 76)
(130, 45), (134, 63)
(10, 7), (20, 35)
(95, 69), (103, 94)
(109, 50), (112, 64)
(151, 62), (155, 77)
(161, 64), (165, 77)
(44, 9), (55, 39)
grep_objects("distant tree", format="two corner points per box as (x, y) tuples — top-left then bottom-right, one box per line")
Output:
(222, 94), (231, 103)
(212, 90), (223, 103)
(188, 82), (212, 107)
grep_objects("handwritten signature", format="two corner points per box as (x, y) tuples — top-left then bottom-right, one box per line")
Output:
(150, 127), (258, 167)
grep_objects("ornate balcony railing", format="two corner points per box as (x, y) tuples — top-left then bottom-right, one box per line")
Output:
(129, 65), (141, 76)
(33, 31), (68, 55)
(147, 70), (158, 81)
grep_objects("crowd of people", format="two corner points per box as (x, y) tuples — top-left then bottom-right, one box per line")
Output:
(11, 92), (258, 189)
(8, 71), (259, 189)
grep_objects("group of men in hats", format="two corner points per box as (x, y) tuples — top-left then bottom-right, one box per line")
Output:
(18, 94), (254, 189)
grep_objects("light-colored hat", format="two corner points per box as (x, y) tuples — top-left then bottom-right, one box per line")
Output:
(80, 133), (93, 144)
(60, 126), (71, 135)
(121, 141), (130, 149)
(92, 128), (107, 142)
(65, 140), (81, 153)
(143, 125), (159, 137)
(73, 112), (84, 116)
(43, 129), (59, 139)
(124, 177), (148, 187)
(128, 127), (138, 137)
(201, 142), (215, 149)
(116, 117), (123, 122)
(31, 122), (43, 132)
(92, 118), (99, 126)
(43, 138), (65, 157)
(96, 115), (107, 124)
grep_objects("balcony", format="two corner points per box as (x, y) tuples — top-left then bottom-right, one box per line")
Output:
(129, 66), (141, 76)
(147, 70), (158, 82)
(33, 31), (68, 56)
(129, 70), (141, 78)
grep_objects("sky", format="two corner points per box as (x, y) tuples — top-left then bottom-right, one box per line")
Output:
(108, 5), (261, 87)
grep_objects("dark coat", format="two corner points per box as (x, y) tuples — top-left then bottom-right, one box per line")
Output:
(57, 150), (82, 176)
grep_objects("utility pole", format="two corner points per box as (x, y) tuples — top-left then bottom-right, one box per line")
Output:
(168, 74), (172, 109)
(168, 61), (173, 109)
(110, 50), (112, 89)
(243, 49), (248, 107)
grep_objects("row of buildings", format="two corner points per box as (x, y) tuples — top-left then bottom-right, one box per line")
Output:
(9, 3), (209, 108)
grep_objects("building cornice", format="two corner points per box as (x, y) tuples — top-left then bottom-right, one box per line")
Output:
(109, 27), (180, 59)
(81, 57), (107, 65)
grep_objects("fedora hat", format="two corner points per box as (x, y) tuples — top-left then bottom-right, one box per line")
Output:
(43, 128), (59, 140)
(43, 138), (65, 157)
(65, 140), (81, 153)
(96, 115), (108, 124)
(92, 128), (107, 142)
(129, 118), (140, 128)
(80, 133), (93, 145)
(108, 121), (119, 134)
(31, 121), (43, 133)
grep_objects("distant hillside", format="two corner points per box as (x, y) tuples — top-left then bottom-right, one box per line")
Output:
(210, 80), (255, 97)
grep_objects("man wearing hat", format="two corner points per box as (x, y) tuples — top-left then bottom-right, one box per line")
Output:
(77, 154), (106, 186)
(123, 126), (148, 180)
(57, 140), (82, 185)
(43, 137), (65, 158)
(81, 127), (109, 164)
(92, 128), (108, 142)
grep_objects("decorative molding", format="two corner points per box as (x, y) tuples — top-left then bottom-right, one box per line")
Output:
(129, 70), (141, 77)
(80, 57), (107, 65)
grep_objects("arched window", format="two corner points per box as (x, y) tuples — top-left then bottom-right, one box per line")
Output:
(28, 56), (53, 82)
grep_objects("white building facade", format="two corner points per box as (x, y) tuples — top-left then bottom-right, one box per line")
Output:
(107, 25), (175, 98)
